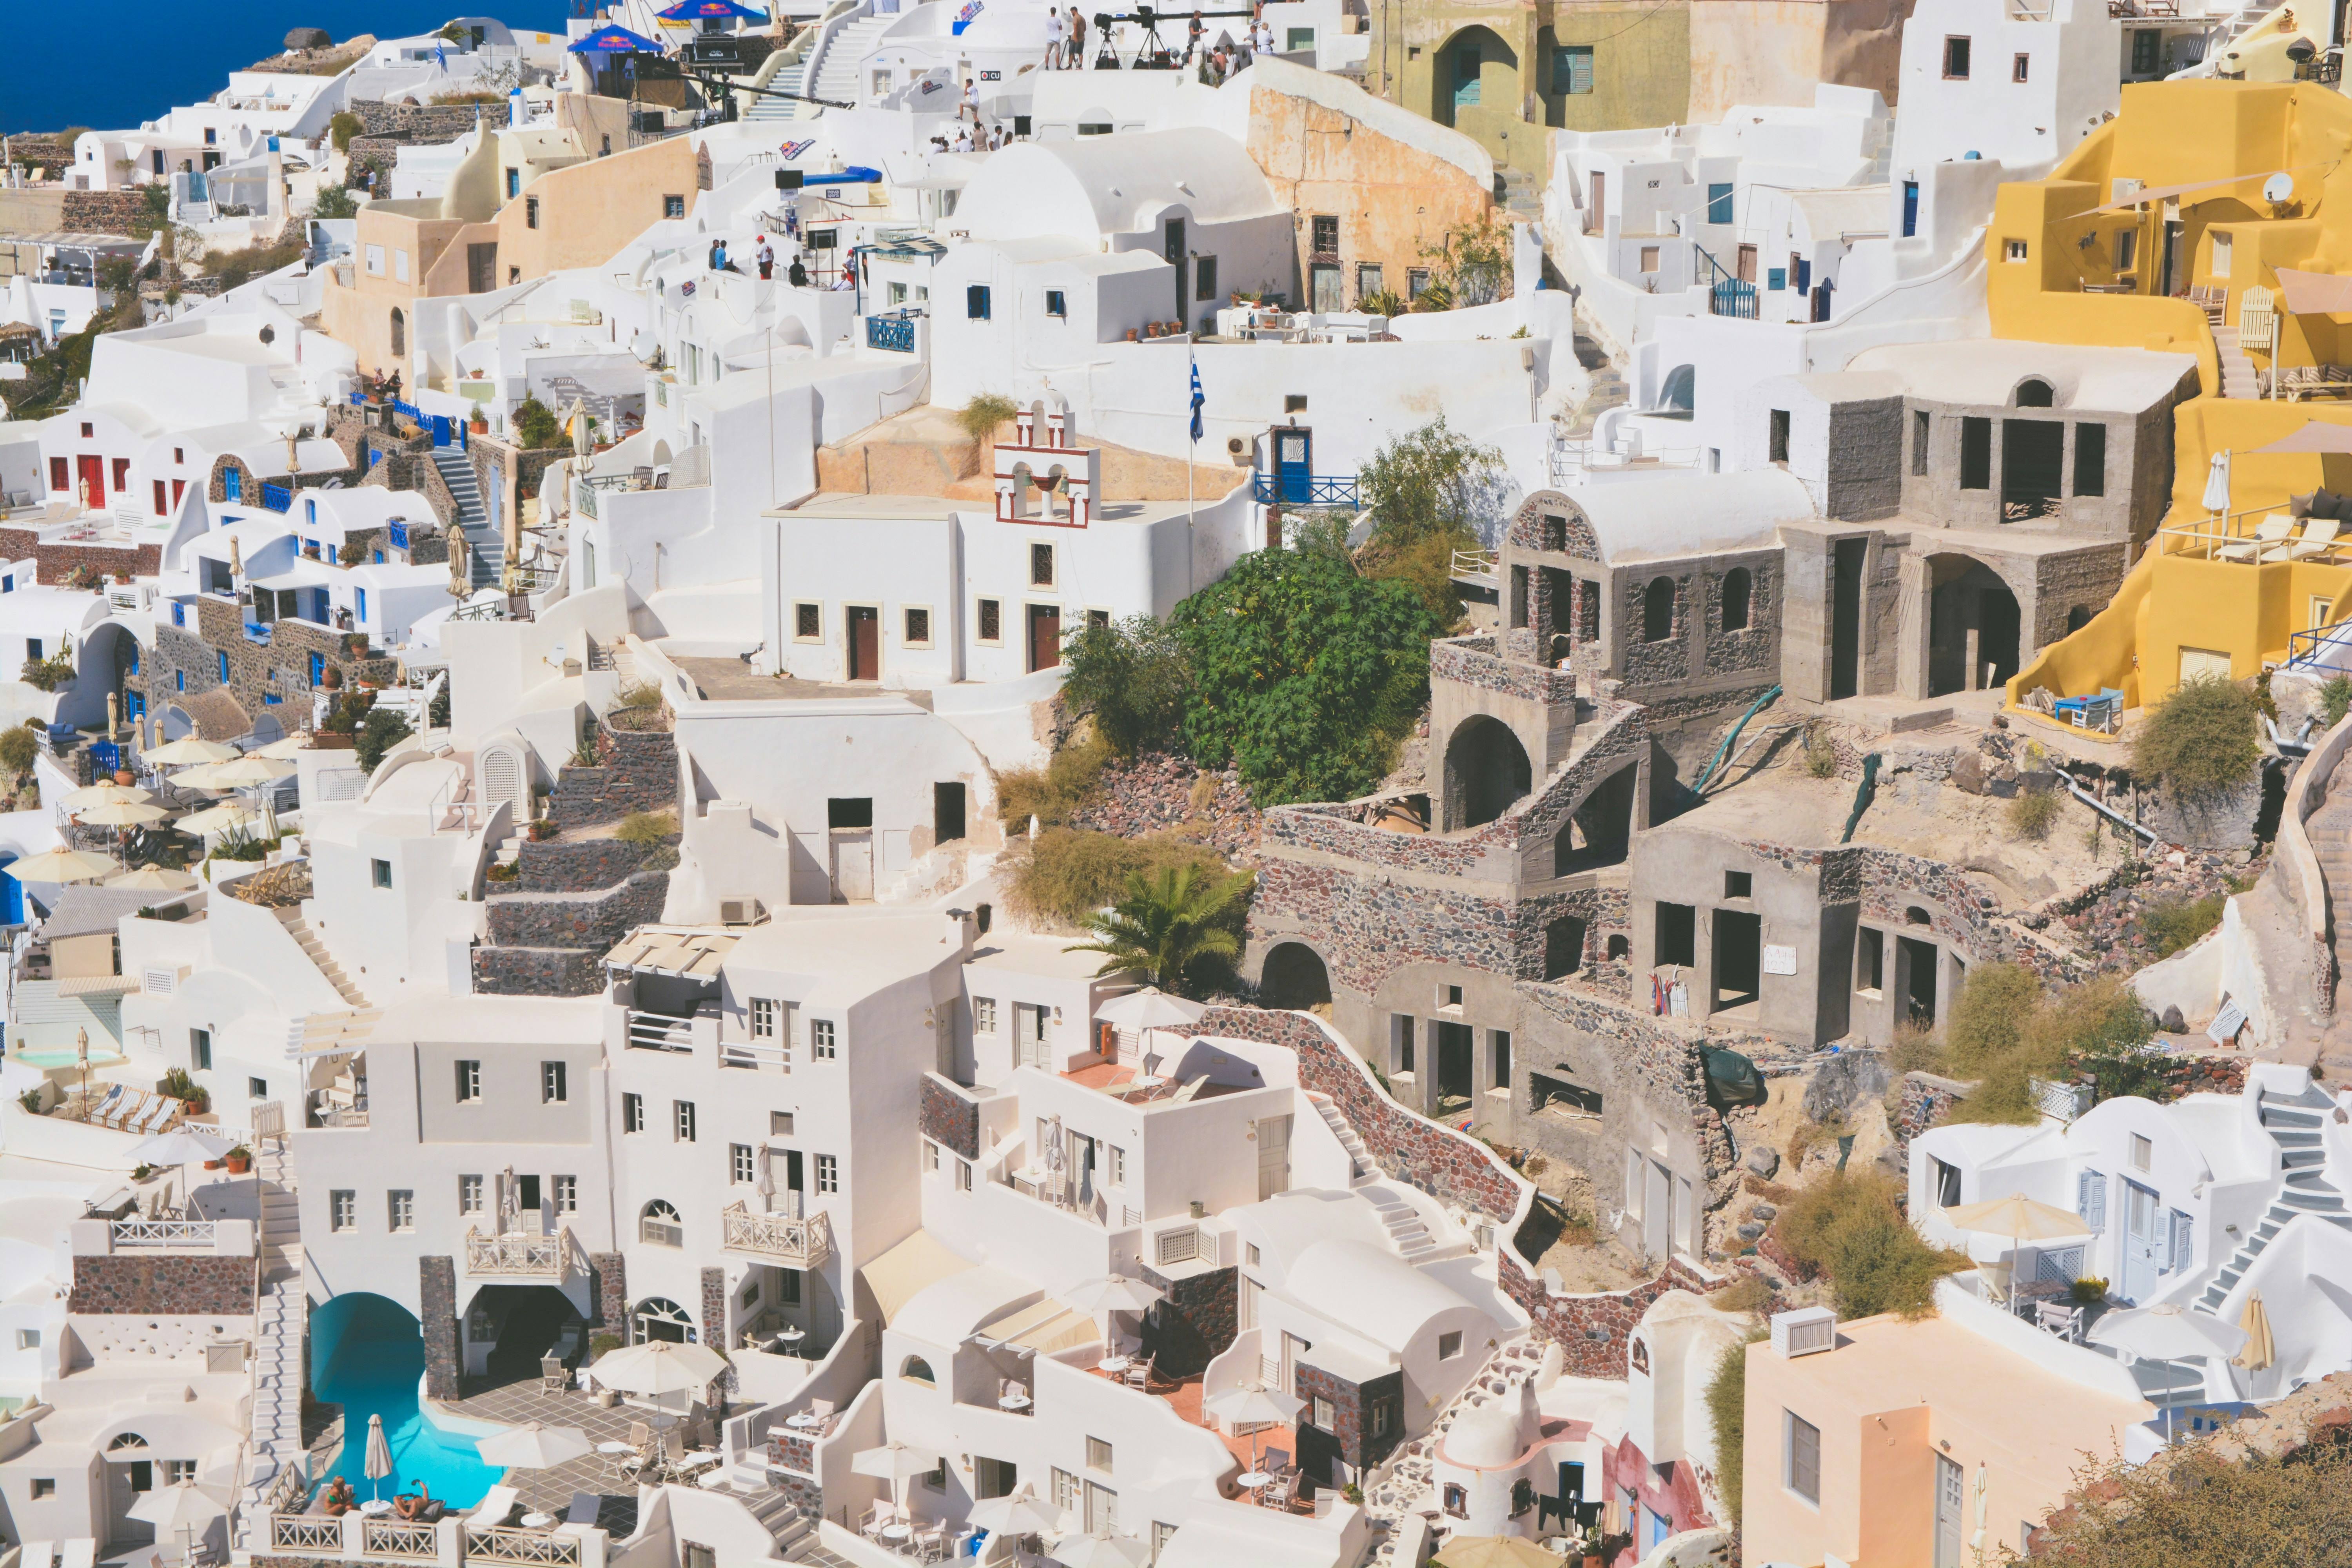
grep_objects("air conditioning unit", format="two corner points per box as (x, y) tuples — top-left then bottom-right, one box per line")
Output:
(718, 898), (764, 927)
(1772, 1306), (1837, 1358)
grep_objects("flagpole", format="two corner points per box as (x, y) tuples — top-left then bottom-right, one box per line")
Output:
(1187, 346), (1198, 593)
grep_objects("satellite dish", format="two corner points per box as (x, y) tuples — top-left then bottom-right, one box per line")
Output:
(2265, 171), (2296, 204)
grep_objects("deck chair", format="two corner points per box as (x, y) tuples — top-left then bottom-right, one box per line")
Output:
(2218, 513), (2296, 562)
(59, 1541), (94, 1568)
(85, 1085), (124, 1125)
(464, 1485), (521, 1528)
(1167, 1077), (1207, 1104)
(20, 1541), (55, 1568)
(2291, 516), (2347, 561)
(564, 1492), (601, 1526)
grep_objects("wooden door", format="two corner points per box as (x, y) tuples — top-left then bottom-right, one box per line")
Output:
(847, 605), (879, 680)
(1588, 172), (1604, 234)
(76, 455), (105, 511)
(1027, 603), (1061, 673)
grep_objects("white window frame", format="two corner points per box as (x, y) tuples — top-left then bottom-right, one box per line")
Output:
(816, 1153), (839, 1194)
(388, 1190), (415, 1232)
(456, 1059), (481, 1103)
(1784, 1410), (1822, 1506)
(975, 997), (998, 1034)
(751, 998), (779, 1038)
(732, 1143), (756, 1184)
(812, 1019), (837, 1060)
(675, 1100), (697, 1142)
(624, 1092), (645, 1133)
(330, 1190), (357, 1232)
(554, 1175), (577, 1213)
(541, 1059), (568, 1103)
(459, 1174), (484, 1214)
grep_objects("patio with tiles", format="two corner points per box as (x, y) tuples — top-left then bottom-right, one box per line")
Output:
(1082, 1364), (1307, 1513)
(440, 1373), (659, 1535)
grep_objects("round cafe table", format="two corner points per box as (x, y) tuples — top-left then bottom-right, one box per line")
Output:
(786, 1412), (821, 1431)
(1238, 1471), (1272, 1492)
(358, 1501), (394, 1517)
(1099, 1355), (1131, 1375)
(520, 1514), (556, 1530)
(881, 1524), (913, 1543)
(998, 1393), (1032, 1411)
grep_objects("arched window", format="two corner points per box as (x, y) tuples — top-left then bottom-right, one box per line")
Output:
(1720, 567), (1751, 632)
(1905, 906), (1931, 926)
(1659, 363), (1695, 416)
(900, 1356), (937, 1385)
(2014, 378), (2054, 407)
(1606, 933), (1631, 960)
(389, 308), (405, 358)
(1643, 577), (1676, 642)
(639, 1200), (683, 1247)
(633, 1296), (695, 1344)
(109, 1433), (150, 1451)
(2066, 604), (2092, 634)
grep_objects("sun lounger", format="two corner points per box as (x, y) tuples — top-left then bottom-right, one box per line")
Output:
(465, 1485), (521, 1527)
(21, 1541), (56, 1568)
(2218, 513), (2296, 562)
(59, 1541), (95, 1568)
(2291, 517), (2347, 561)
(565, 1493), (601, 1526)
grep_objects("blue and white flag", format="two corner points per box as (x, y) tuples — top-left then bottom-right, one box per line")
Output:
(435, 42), (448, 69)
(1188, 357), (1204, 444)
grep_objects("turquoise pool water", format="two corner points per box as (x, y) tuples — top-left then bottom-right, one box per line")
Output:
(311, 1296), (503, 1508)
(15, 1048), (125, 1069)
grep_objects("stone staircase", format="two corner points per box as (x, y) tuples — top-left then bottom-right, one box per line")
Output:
(1497, 168), (1541, 222)
(746, 62), (807, 121)
(1359, 1338), (1544, 1568)
(278, 909), (368, 1008)
(432, 447), (501, 589)
(811, 14), (897, 105)
(241, 1140), (308, 1538)
(1307, 1090), (1373, 1183)
(2196, 1080), (2352, 1312)
(2214, 325), (2260, 401)
(1563, 329), (1629, 437)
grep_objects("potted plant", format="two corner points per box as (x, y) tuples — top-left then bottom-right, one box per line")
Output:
(201, 1156), (222, 1170)
(224, 1145), (252, 1174)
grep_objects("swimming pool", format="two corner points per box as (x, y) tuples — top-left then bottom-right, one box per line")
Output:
(13, 1048), (126, 1069)
(311, 1295), (503, 1508)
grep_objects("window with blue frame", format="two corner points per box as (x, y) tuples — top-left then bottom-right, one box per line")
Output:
(1768, 268), (1786, 291)
(217, 652), (229, 682)
(313, 587), (330, 623)
(356, 588), (368, 622)
(373, 550), (385, 564)
(172, 603), (185, 626)
(125, 691), (144, 720)
(305, 497), (317, 525)
(265, 692), (281, 704)
(310, 652), (325, 684)
(176, 670), (185, 691)
(1706, 183), (1735, 225)
(126, 646), (137, 674)
(1, 576), (11, 593)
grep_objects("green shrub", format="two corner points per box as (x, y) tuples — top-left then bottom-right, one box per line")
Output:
(615, 811), (678, 845)
(2132, 674), (2259, 802)
(511, 396), (563, 450)
(1804, 726), (1838, 778)
(19, 653), (76, 692)
(0, 726), (36, 776)
(997, 733), (1112, 827)
(1359, 288), (1405, 318)
(616, 681), (663, 709)
(2324, 675), (2352, 730)
(1357, 416), (1503, 554)
(328, 110), (363, 152)
(1060, 615), (1188, 754)
(956, 393), (1018, 445)
(2007, 781), (2061, 841)
(1005, 828), (1230, 928)
(1943, 963), (2044, 1076)
(2142, 893), (2226, 956)
(354, 706), (412, 771)
(1774, 1170), (1969, 1319)
(310, 185), (360, 220)
(1704, 1331), (1766, 1525)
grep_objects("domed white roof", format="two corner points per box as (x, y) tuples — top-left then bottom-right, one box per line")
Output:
(1438, 1379), (1539, 1470)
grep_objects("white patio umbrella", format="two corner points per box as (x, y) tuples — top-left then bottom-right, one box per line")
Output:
(2090, 1302), (2249, 1443)
(1203, 1384), (1304, 1470)
(588, 1339), (726, 1406)
(852, 1441), (944, 1516)
(107, 865), (201, 893)
(208, 756), (298, 787)
(4, 848), (116, 885)
(1051, 1533), (1150, 1568)
(1940, 1195), (2096, 1244)
(126, 1126), (234, 1210)
(168, 763), (237, 792)
(175, 802), (262, 837)
(967, 1485), (1062, 1538)
(363, 1412), (394, 1502)
(1094, 988), (1206, 1033)
(76, 800), (170, 828)
(140, 737), (239, 767)
(128, 1480), (228, 1562)
(60, 782), (158, 811)
(474, 1421), (594, 1469)
(250, 735), (311, 761)
(1062, 1273), (1166, 1353)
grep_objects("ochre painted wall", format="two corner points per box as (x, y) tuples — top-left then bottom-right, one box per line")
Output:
(1688, 0), (1914, 123)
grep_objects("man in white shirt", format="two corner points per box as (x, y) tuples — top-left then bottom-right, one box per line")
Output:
(1044, 7), (1065, 69)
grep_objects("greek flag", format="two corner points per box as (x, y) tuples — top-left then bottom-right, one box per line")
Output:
(435, 42), (447, 69)
(1188, 357), (1204, 444)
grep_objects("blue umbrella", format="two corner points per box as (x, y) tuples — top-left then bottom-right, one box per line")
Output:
(657, 0), (770, 18)
(569, 24), (664, 52)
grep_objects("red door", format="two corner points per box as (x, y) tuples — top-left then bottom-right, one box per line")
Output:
(846, 605), (879, 681)
(1028, 604), (1062, 673)
(75, 455), (105, 511)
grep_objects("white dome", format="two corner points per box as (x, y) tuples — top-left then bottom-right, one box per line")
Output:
(1440, 1400), (1528, 1470)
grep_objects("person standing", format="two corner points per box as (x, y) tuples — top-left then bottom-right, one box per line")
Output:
(962, 76), (980, 122)
(755, 235), (775, 279)
(1069, 7), (1088, 68)
(1252, 11), (1274, 61)
(1044, 5), (1065, 68)
(1186, 9), (1205, 65)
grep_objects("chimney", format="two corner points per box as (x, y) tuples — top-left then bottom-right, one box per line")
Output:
(944, 907), (975, 957)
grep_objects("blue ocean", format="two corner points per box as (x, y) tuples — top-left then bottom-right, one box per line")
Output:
(0, 2), (568, 136)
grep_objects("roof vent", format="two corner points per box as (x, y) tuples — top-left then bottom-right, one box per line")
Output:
(1772, 1306), (1837, 1358)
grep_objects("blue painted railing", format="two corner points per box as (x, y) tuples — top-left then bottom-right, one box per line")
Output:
(242, 622), (272, 646)
(260, 483), (292, 513)
(389, 521), (410, 551)
(1252, 472), (1360, 507)
(2288, 621), (2352, 675)
(866, 314), (916, 352)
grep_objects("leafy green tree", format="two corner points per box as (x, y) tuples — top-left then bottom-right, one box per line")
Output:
(1355, 417), (1505, 621)
(1065, 862), (1252, 997)
(311, 185), (361, 220)
(1060, 614), (1189, 754)
(1170, 544), (1440, 805)
(511, 396), (563, 450)
(354, 707), (412, 772)
(2022, 1430), (2352, 1567)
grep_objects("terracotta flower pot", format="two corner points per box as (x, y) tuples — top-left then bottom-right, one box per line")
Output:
(114, 769), (136, 786)
(201, 1159), (222, 1171)
(321, 666), (343, 691)
(225, 1155), (250, 1174)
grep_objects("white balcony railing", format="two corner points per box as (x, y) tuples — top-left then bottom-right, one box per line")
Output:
(272, 1516), (345, 1553)
(468, 1527), (583, 1565)
(719, 1038), (790, 1070)
(720, 1202), (833, 1269)
(463, 1226), (573, 1278)
(111, 1219), (218, 1249)
(627, 1013), (693, 1053)
(363, 1519), (442, 1562)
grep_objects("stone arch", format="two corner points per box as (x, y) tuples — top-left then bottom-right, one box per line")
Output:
(1010, 461), (1034, 519)
(1259, 941), (1332, 1010)
(1720, 566), (1752, 632)
(1552, 758), (1639, 874)
(1659, 363), (1695, 416)
(1434, 25), (1517, 128)
(1543, 915), (1587, 979)
(2065, 603), (2092, 634)
(1445, 714), (1532, 830)
(1924, 552), (2024, 697)
(900, 1355), (937, 1385)
(389, 306), (406, 358)
(2012, 377), (2055, 407)
(1642, 576), (1677, 642)
(632, 1295), (695, 1343)
(476, 736), (530, 822)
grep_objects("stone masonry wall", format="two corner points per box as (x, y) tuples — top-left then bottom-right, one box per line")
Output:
(516, 834), (661, 893)
(472, 946), (606, 998)
(420, 1255), (459, 1399)
(592, 1251), (626, 1331)
(67, 1253), (256, 1315)
(549, 724), (679, 828)
(919, 1074), (980, 1161)
(1294, 1363), (1403, 1477)
(1136, 1263), (1236, 1379)
(39, 543), (159, 586)
(483, 869), (670, 951)
(352, 100), (489, 142)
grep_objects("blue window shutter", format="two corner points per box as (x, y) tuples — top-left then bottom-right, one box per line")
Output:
(1795, 259), (1812, 292)
(357, 588), (368, 622)
(218, 652), (229, 682)
(1707, 183), (1734, 225)
(1767, 268), (1786, 292)
(176, 671), (185, 691)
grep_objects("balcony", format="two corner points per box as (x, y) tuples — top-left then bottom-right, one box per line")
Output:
(865, 313), (916, 352)
(109, 1218), (217, 1249)
(266, 1512), (603, 1567)
(626, 1012), (693, 1053)
(721, 1201), (833, 1269)
(1251, 471), (1359, 507)
(463, 1225), (578, 1279)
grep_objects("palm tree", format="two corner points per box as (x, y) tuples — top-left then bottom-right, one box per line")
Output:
(1065, 863), (1250, 997)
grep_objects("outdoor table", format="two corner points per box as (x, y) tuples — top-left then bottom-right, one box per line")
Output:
(1238, 1471), (1272, 1495)
(358, 1501), (393, 1518)
(786, 1413), (821, 1431)
(881, 1524), (913, 1543)
(998, 1394), (1032, 1411)
(520, 1514), (556, 1530)
(1099, 1355), (1131, 1375)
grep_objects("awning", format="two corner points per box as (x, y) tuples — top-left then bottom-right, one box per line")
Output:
(2252, 419), (2352, 454)
(2085, 162), (2334, 214)
(858, 1230), (975, 1328)
(54, 976), (136, 998)
(569, 25), (664, 52)
(2276, 268), (2352, 316)
(975, 1298), (1101, 1355)
(604, 929), (737, 976)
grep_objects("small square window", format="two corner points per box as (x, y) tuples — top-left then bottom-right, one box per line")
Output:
(2005, 238), (2029, 262)
(388, 1190), (415, 1231)
(1045, 289), (1067, 318)
(1438, 1330), (1463, 1359)
(32, 1479), (54, 1499)
(554, 1175), (577, 1212)
(1786, 1411), (1822, 1504)
(248, 1076), (267, 1100)
(1311, 214), (1339, 253)
(905, 607), (931, 646)
(1087, 1437), (1114, 1474)
(967, 284), (992, 320)
(926, 1140), (941, 1174)
(1725, 871), (1752, 899)
(456, 1060), (481, 1103)
(675, 1100), (698, 1142)
(372, 858), (393, 889)
(732, 1143), (756, 1183)
(771, 1111), (795, 1136)
(16, 1328), (39, 1350)
(2131, 1133), (2153, 1171)
(1944, 34), (1971, 78)
(330, 1190), (357, 1232)
(460, 1174), (485, 1213)
(975, 997), (998, 1033)
(526, 196), (540, 229)
(664, 194), (686, 219)
(1312, 1395), (1337, 1429)
(795, 601), (822, 641)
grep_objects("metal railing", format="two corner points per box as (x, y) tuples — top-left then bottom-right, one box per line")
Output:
(865, 314), (916, 352)
(261, 482), (293, 513)
(463, 1226), (572, 1277)
(467, 1527), (582, 1565)
(2288, 620), (2352, 674)
(363, 1519), (442, 1562)
(721, 1201), (834, 1267)
(1449, 548), (1498, 580)
(1251, 472), (1361, 506)
(627, 1013), (693, 1052)
(111, 1219), (218, 1248)
(720, 1038), (791, 1070)
(1695, 245), (1759, 320)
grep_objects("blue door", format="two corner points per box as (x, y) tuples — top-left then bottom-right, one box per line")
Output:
(430, 415), (454, 448)
(1452, 44), (1481, 111)
(0, 856), (20, 926)
(1902, 180), (1920, 238)
(2120, 1178), (2162, 1303)
(1274, 428), (1312, 503)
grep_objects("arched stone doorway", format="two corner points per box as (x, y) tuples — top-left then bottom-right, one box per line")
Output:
(1444, 715), (1532, 830)
(1259, 942), (1332, 1010)
(1436, 27), (1517, 129)
(1925, 555), (2021, 697)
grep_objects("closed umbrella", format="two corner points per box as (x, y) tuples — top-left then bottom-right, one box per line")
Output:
(474, 1422), (593, 1469)
(2235, 1292), (2276, 1371)
(4, 848), (116, 885)
(1431, 1539), (1566, 1568)
(363, 1412), (394, 1502)
(968, 1485), (1062, 1538)
(2203, 447), (2232, 515)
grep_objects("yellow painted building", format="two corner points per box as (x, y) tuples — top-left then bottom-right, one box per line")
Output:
(1991, 80), (2352, 718)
